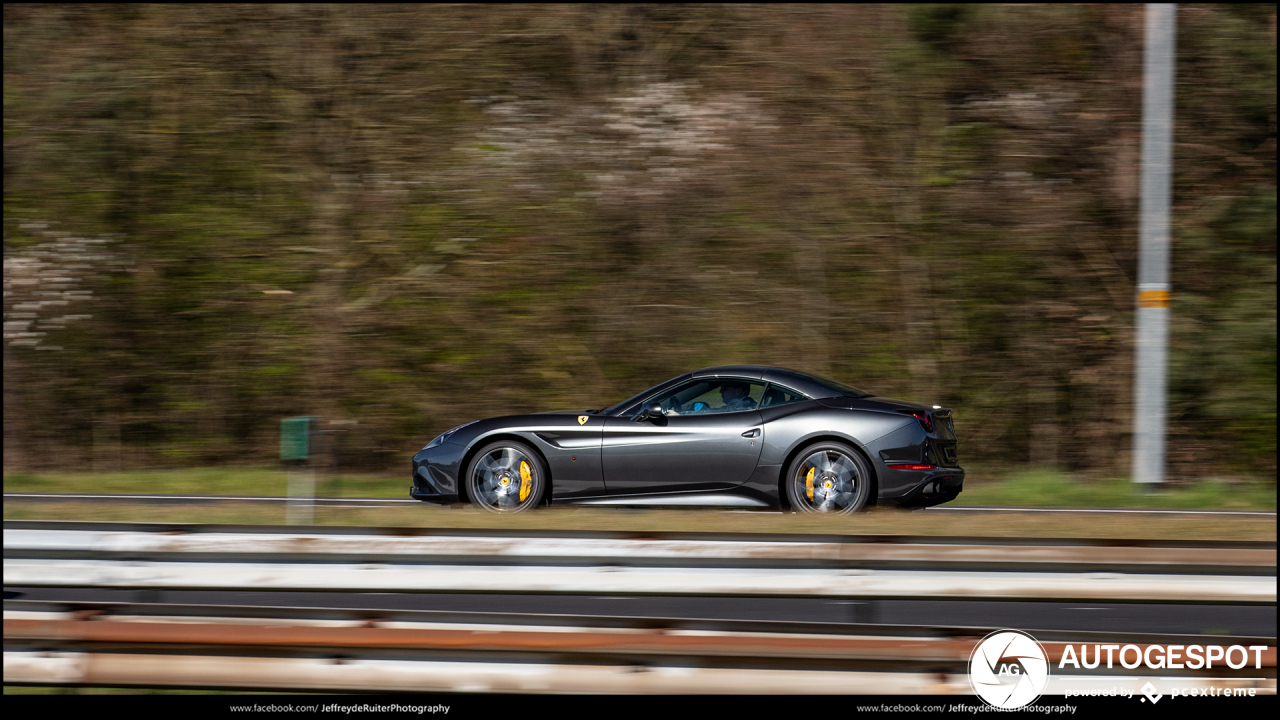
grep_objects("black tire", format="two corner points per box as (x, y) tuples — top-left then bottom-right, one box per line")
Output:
(465, 440), (547, 513)
(785, 441), (871, 514)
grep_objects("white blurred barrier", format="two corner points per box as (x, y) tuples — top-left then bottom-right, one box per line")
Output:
(5, 527), (1275, 602)
(4, 558), (1275, 603)
(6, 528), (1275, 570)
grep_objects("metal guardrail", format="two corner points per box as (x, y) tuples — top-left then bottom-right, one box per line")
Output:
(9, 599), (1272, 645)
(4, 521), (1276, 693)
(7, 527), (1277, 573)
(5, 525), (1276, 603)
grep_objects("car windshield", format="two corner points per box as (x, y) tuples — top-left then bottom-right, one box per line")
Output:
(597, 376), (688, 416)
(598, 391), (647, 416)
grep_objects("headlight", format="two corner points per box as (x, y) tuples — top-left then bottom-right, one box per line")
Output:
(423, 421), (476, 450)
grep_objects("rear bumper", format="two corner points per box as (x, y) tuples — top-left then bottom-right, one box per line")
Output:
(887, 468), (964, 508)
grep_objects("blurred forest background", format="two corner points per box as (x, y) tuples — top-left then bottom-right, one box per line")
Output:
(3, 5), (1274, 482)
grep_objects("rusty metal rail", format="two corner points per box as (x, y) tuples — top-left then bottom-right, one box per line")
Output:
(4, 606), (1276, 694)
(1, 612), (999, 661)
(7, 612), (1277, 666)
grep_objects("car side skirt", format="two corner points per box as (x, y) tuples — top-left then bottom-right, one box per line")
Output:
(571, 492), (770, 508)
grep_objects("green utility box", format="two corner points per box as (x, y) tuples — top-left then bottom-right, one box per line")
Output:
(280, 416), (316, 461)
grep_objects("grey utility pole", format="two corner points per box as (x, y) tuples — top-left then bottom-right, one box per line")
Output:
(1133, 4), (1176, 486)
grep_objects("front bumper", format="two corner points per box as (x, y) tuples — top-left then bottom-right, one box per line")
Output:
(410, 441), (466, 505)
(410, 484), (459, 504)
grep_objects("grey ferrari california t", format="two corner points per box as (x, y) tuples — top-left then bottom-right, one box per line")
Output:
(411, 366), (962, 514)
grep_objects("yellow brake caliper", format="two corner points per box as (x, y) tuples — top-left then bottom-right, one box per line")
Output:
(519, 461), (532, 502)
(805, 467), (815, 501)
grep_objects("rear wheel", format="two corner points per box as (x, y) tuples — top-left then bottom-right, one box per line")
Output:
(785, 442), (871, 514)
(465, 441), (546, 513)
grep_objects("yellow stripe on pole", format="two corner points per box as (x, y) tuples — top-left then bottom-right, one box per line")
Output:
(1138, 290), (1170, 309)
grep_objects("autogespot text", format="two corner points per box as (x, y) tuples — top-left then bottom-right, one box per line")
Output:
(1056, 644), (1269, 670)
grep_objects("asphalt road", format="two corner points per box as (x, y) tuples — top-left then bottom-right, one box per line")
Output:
(7, 586), (1274, 638)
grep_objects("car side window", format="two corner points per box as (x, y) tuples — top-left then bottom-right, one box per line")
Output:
(759, 383), (807, 408)
(650, 379), (766, 415)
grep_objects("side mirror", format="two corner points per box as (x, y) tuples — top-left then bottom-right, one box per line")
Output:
(633, 401), (664, 422)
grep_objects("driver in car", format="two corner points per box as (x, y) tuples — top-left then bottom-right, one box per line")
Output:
(716, 381), (757, 413)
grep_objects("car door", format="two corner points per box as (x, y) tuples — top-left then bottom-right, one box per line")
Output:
(601, 378), (766, 496)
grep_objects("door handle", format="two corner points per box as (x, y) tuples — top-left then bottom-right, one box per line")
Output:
(741, 428), (760, 438)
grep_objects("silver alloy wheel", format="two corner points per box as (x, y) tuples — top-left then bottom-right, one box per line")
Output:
(467, 442), (544, 513)
(787, 443), (870, 514)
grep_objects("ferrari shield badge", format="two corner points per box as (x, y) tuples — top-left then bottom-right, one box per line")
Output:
(578, 415), (588, 425)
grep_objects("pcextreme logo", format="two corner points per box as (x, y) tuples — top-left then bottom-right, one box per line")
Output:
(969, 629), (1051, 709)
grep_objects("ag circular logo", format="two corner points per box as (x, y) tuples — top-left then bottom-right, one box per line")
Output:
(969, 629), (1050, 709)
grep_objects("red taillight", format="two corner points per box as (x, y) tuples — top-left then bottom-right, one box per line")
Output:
(888, 463), (935, 470)
(897, 409), (933, 433)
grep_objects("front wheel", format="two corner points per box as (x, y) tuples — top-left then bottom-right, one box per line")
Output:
(785, 442), (871, 514)
(465, 441), (546, 513)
